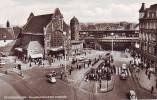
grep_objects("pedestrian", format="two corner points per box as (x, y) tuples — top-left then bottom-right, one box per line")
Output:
(151, 86), (154, 94)
(60, 71), (63, 80)
(130, 60), (132, 65)
(84, 63), (85, 68)
(141, 63), (143, 70)
(88, 62), (90, 67)
(79, 65), (81, 70)
(77, 64), (78, 69)
(69, 68), (72, 75)
(5, 70), (7, 74)
(148, 72), (151, 80)
(29, 62), (32, 67)
(145, 69), (148, 75)
(113, 65), (116, 73)
(14, 58), (16, 63)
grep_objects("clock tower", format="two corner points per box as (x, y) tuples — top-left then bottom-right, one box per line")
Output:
(139, 3), (145, 19)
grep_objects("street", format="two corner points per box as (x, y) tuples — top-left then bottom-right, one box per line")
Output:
(0, 51), (156, 100)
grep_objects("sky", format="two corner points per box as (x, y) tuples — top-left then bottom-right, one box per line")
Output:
(0, 0), (157, 26)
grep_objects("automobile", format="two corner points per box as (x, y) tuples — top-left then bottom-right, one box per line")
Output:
(122, 64), (127, 70)
(46, 71), (57, 78)
(128, 90), (137, 100)
(135, 67), (140, 72)
(120, 64), (128, 80)
(105, 52), (110, 56)
(48, 77), (56, 83)
(120, 72), (128, 80)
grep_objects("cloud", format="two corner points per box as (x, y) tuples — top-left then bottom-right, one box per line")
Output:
(0, 0), (157, 26)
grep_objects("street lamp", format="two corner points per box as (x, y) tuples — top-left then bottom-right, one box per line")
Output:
(63, 32), (68, 81)
(63, 31), (72, 82)
(111, 33), (114, 54)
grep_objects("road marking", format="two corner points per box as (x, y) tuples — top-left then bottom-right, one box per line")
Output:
(115, 67), (119, 75)
(118, 67), (121, 75)
(95, 82), (98, 94)
(116, 67), (131, 76)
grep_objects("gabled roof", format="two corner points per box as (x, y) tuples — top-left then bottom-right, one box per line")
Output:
(0, 28), (15, 40)
(23, 14), (52, 34)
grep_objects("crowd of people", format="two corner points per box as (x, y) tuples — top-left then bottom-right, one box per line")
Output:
(84, 55), (115, 82)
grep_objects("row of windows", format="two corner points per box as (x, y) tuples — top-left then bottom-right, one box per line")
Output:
(146, 11), (157, 18)
(140, 33), (156, 42)
(141, 43), (155, 55)
(140, 21), (157, 29)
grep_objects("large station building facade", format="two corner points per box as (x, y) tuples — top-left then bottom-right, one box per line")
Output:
(14, 8), (70, 59)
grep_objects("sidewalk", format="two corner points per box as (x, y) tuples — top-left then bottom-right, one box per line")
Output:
(2, 50), (105, 71)
(134, 69), (157, 96)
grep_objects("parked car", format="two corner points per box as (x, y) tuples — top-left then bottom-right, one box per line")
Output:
(128, 90), (137, 100)
(46, 71), (57, 78)
(48, 77), (56, 83)
(120, 72), (128, 80)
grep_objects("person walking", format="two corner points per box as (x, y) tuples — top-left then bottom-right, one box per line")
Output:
(60, 71), (63, 80)
(14, 58), (16, 63)
(29, 62), (32, 67)
(5, 70), (7, 74)
(151, 86), (154, 94)
(69, 68), (72, 75)
(84, 62), (86, 68)
(145, 69), (148, 75)
(148, 72), (151, 80)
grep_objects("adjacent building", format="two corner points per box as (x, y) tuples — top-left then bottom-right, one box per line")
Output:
(0, 21), (20, 56)
(139, 3), (157, 73)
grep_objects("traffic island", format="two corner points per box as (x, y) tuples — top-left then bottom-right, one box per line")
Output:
(96, 76), (114, 93)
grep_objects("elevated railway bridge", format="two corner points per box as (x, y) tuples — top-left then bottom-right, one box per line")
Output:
(79, 30), (139, 50)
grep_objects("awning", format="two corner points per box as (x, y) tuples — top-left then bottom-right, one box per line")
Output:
(0, 40), (14, 47)
(50, 46), (63, 51)
(15, 48), (23, 52)
(30, 54), (43, 59)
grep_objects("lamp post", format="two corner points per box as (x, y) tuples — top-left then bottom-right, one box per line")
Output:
(111, 33), (114, 54)
(63, 32), (67, 80)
